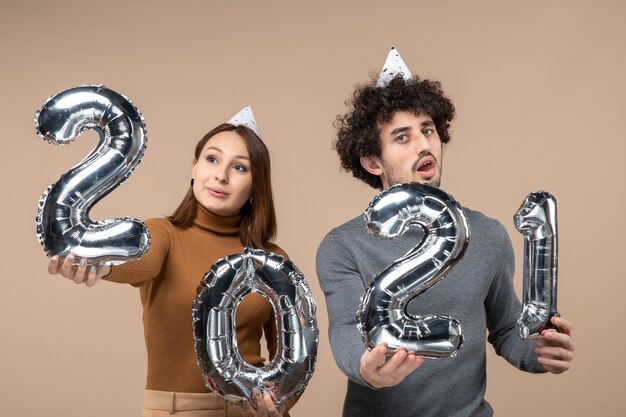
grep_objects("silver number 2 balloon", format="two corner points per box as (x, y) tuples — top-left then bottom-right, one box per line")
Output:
(34, 85), (150, 266)
(513, 191), (559, 339)
(192, 248), (318, 405)
(356, 183), (470, 357)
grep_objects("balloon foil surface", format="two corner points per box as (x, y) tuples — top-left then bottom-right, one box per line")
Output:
(513, 191), (559, 339)
(34, 85), (150, 266)
(192, 248), (318, 405)
(357, 183), (469, 358)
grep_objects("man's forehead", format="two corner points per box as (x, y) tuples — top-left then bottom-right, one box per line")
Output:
(379, 111), (434, 131)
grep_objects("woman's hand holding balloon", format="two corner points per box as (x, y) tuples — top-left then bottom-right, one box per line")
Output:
(240, 388), (286, 417)
(534, 316), (575, 374)
(48, 254), (111, 287)
(359, 343), (424, 388)
(193, 249), (317, 405)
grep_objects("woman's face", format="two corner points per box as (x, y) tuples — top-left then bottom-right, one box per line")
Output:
(192, 130), (253, 216)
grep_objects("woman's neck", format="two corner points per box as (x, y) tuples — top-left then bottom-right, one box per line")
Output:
(193, 203), (241, 236)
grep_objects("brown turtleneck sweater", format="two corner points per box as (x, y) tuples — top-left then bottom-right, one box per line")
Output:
(105, 204), (286, 393)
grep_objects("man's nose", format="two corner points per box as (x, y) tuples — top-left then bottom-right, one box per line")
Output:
(415, 134), (432, 153)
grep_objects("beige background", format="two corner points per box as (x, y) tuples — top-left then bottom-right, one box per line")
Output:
(1, 1), (624, 416)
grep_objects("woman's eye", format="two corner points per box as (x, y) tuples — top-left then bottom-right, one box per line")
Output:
(206, 155), (218, 163)
(234, 164), (248, 173)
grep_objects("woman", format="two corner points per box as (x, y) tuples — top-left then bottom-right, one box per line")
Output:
(48, 108), (290, 417)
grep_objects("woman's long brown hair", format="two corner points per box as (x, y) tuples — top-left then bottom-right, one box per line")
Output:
(167, 124), (277, 248)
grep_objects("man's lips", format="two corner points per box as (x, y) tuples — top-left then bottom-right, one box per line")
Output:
(413, 154), (437, 178)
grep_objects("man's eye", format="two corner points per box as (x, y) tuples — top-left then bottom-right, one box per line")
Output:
(396, 134), (409, 142)
(423, 129), (434, 136)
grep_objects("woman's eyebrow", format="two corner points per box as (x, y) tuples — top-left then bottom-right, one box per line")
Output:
(206, 146), (249, 160)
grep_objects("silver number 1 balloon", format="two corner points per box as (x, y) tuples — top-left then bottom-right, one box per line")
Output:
(35, 85), (150, 266)
(192, 248), (318, 405)
(513, 191), (559, 339)
(356, 183), (469, 358)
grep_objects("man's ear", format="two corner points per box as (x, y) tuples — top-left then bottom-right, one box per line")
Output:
(360, 155), (383, 176)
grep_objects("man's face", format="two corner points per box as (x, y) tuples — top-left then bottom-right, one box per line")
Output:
(360, 110), (443, 189)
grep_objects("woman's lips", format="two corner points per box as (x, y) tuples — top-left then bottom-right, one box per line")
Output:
(207, 187), (228, 197)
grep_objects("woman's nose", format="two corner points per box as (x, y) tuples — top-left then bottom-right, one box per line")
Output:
(215, 168), (229, 184)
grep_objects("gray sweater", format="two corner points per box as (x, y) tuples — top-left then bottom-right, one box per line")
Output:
(316, 207), (545, 417)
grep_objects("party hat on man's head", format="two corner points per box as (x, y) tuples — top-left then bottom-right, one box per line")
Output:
(376, 47), (413, 87)
(226, 106), (261, 137)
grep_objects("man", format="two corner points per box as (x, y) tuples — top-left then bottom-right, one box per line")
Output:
(316, 48), (575, 417)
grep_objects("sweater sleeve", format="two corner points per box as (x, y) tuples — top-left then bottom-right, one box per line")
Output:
(316, 230), (371, 387)
(103, 218), (171, 287)
(485, 221), (546, 373)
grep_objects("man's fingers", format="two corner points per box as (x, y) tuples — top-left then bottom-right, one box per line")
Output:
(360, 344), (423, 388)
(381, 351), (423, 377)
(380, 349), (408, 373)
(538, 329), (576, 352)
(552, 316), (573, 337)
(535, 345), (574, 362)
(397, 354), (424, 375)
(537, 356), (572, 373)
(362, 344), (388, 369)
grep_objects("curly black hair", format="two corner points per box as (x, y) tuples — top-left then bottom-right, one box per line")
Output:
(334, 75), (456, 189)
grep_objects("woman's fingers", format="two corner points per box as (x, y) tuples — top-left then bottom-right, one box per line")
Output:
(85, 266), (99, 287)
(241, 397), (257, 417)
(73, 258), (88, 284)
(49, 254), (105, 286)
(60, 254), (76, 279)
(254, 388), (270, 416)
(48, 256), (61, 274)
(239, 388), (285, 417)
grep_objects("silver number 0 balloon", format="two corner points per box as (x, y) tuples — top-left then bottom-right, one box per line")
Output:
(35, 85), (150, 265)
(192, 248), (318, 405)
(357, 183), (469, 357)
(513, 191), (559, 339)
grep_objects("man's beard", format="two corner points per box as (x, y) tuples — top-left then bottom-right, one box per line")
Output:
(380, 152), (441, 188)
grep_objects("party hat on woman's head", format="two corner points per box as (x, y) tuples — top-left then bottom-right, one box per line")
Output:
(227, 106), (261, 137)
(376, 47), (413, 87)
